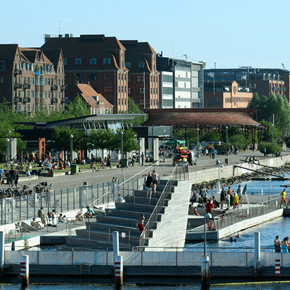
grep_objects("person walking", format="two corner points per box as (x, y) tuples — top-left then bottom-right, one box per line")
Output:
(233, 191), (239, 209)
(145, 173), (153, 198)
(237, 185), (243, 206)
(136, 214), (146, 236)
(37, 207), (46, 226)
(152, 170), (160, 196)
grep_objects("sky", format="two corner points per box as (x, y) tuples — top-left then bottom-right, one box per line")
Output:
(2, 0), (290, 69)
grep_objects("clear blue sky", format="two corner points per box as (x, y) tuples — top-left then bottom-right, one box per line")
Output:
(2, 0), (290, 69)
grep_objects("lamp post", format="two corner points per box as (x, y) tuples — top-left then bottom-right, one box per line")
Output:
(225, 126), (228, 144)
(202, 212), (211, 289)
(6, 138), (9, 163)
(196, 127), (200, 158)
(8, 130), (11, 161)
(70, 134), (73, 163)
(121, 131), (124, 160)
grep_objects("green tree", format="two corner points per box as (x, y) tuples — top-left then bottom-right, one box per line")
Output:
(127, 97), (146, 125)
(258, 141), (282, 156)
(64, 95), (90, 118)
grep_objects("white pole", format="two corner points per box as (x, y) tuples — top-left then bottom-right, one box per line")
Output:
(254, 232), (260, 271)
(113, 231), (119, 257)
(0, 232), (4, 269)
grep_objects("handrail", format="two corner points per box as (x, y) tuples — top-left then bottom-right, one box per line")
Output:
(87, 162), (157, 207)
(138, 165), (178, 249)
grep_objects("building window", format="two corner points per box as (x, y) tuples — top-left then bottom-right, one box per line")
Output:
(0, 77), (3, 84)
(137, 88), (144, 94)
(90, 58), (97, 65)
(89, 73), (97, 80)
(104, 73), (112, 81)
(75, 58), (82, 65)
(137, 75), (144, 83)
(125, 62), (131, 68)
(104, 86), (113, 93)
(103, 58), (111, 65)
(138, 62), (145, 68)
(128, 87), (131, 94)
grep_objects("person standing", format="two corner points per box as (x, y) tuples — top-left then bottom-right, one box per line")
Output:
(0, 167), (4, 184)
(220, 187), (226, 209)
(141, 152), (145, 166)
(281, 188), (287, 207)
(228, 186), (233, 206)
(111, 177), (117, 196)
(237, 185), (243, 206)
(233, 191), (239, 209)
(274, 235), (281, 253)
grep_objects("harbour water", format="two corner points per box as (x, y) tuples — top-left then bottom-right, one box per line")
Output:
(4, 174), (290, 289)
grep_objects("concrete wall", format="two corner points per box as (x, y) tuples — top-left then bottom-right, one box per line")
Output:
(188, 155), (290, 184)
(147, 180), (192, 249)
(4, 250), (288, 267)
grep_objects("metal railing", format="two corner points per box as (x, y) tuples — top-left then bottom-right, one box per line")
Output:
(0, 163), (158, 226)
(195, 196), (281, 232)
(138, 165), (189, 249)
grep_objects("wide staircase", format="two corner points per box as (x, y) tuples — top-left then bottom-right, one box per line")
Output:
(66, 180), (176, 251)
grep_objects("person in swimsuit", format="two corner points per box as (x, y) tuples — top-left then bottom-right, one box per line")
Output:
(274, 235), (281, 253)
(137, 214), (146, 234)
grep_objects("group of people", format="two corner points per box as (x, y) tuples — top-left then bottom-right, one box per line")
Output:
(144, 170), (160, 198)
(220, 185), (243, 209)
(274, 235), (290, 253)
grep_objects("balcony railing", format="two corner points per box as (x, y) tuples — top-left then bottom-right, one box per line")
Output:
(61, 85), (67, 91)
(14, 69), (22, 76)
(51, 85), (58, 91)
(14, 83), (22, 90)
(23, 83), (31, 90)
(15, 97), (22, 103)
(51, 98), (58, 104)
(23, 97), (31, 103)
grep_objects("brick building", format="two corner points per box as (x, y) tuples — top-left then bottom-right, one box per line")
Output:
(204, 67), (290, 102)
(204, 81), (253, 108)
(120, 40), (159, 110)
(0, 44), (65, 113)
(42, 34), (128, 113)
(66, 83), (113, 115)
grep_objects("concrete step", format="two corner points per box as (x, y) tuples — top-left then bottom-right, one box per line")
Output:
(105, 208), (162, 221)
(115, 201), (163, 213)
(95, 215), (138, 227)
(75, 229), (142, 246)
(66, 236), (139, 251)
(133, 190), (171, 199)
(159, 179), (178, 186)
(84, 221), (155, 235)
(124, 196), (169, 206)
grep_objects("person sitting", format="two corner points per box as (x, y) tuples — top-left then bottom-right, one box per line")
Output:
(26, 168), (31, 177)
(84, 206), (95, 218)
(58, 213), (64, 223)
(115, 194), (125, 203)
(75, 211), (84, 222)
(31, 218), (43, 230)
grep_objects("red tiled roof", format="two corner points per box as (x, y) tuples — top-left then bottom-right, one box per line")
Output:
(76, 83), (113, 108)
(143, 109), (260, 127)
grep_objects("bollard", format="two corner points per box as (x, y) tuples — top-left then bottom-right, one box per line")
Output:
(201, 256), (210, 289)
(113, 231), (123, 287)
(275, 259), (280, 276)
(114, 255), (123, 287)
(19, 255), (29, 288)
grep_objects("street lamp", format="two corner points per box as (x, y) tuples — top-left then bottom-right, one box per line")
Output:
(225, 126), (228, 144)
(121, 131), (124, 159)
(70, 134), (73, 163)
(8, 130), (11, 161)
(202, 212), (211, 289)
(196, 127), (200, 158)
(6, 138), (9, 163)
